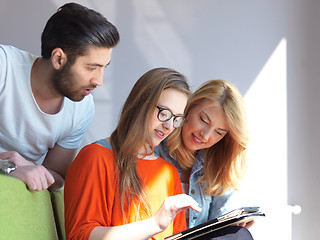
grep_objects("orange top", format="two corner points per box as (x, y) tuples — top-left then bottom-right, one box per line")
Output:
(64, 142), (186, 240)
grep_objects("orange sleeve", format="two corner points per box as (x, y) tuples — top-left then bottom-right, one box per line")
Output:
(136, 158), (186, 239)
(64, 144), (117, 240)
(172, 168), (187, 234)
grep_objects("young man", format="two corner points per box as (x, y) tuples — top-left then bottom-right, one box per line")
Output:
(0, 3), (120, 191)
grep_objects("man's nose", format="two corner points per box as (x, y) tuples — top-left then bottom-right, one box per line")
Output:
(92, 69), (104, 87)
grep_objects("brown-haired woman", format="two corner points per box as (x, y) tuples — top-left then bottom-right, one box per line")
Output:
(64, 67), (201, 240)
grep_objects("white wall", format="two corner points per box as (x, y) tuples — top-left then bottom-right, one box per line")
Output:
(287, 1), (320, 239)
(1, 0), (320, 239)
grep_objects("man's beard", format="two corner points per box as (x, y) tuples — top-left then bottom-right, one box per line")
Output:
(50, 62), (85, 102)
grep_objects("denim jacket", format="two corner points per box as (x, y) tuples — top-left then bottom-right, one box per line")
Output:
(155, 141), (233, 228)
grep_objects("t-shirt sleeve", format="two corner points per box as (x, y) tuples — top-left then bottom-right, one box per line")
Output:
(64, 144), (116, 240)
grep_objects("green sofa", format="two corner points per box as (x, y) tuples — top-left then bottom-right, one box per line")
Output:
(0, 174), (66, 240)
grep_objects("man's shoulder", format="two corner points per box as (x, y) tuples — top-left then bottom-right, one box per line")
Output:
(0, 44), (36, 63)
(0, 44), (30, 56)
(0, 45), (36, 95)
(0, 44), (17, 51)
(0, 44), (16, 53)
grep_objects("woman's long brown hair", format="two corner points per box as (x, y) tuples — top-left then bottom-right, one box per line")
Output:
(110, 67), (190, 220)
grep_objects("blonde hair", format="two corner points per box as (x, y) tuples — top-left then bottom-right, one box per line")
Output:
(167, 79), (249, 195)
(110, 67), (190, 219)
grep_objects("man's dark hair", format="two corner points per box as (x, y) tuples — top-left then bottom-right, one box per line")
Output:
(41, 2), (120, 64)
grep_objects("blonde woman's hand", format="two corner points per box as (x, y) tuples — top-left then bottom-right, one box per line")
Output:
(238, 220), (255, 229)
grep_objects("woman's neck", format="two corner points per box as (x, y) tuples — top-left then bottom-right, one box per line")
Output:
(188, 149), (199, 158)
(137, 153), (158, 160)
(137, 145), (157, 160)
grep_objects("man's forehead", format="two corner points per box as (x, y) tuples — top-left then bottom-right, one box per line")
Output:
(75, 46), (112, 65)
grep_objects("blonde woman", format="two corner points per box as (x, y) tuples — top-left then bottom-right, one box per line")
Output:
(64, 68), (201, 240)
(156, 79), (254, 239)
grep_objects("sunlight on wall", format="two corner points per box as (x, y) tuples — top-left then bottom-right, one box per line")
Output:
(231, 38), (291, 239)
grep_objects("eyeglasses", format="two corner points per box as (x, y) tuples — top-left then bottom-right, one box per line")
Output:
(156, 106), (186, 128)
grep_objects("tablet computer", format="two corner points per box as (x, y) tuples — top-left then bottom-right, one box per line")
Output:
(165, 207), (265, 240)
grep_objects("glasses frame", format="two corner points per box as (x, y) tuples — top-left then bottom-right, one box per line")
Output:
(156, 106), (186, 128)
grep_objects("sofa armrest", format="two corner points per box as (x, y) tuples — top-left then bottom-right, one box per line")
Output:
(0, 174), (60, 240)
(51, 189), (66, 240)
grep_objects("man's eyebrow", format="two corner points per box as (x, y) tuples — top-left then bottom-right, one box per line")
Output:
(87, 61), (111, 68)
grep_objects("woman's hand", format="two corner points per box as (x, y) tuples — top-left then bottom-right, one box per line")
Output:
(152, 194), (202, 232)
(90, 194), (201, 240)
(238, 220), (255, 229)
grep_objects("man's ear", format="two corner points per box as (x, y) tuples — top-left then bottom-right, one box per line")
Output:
(51, 48), (67, 70)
